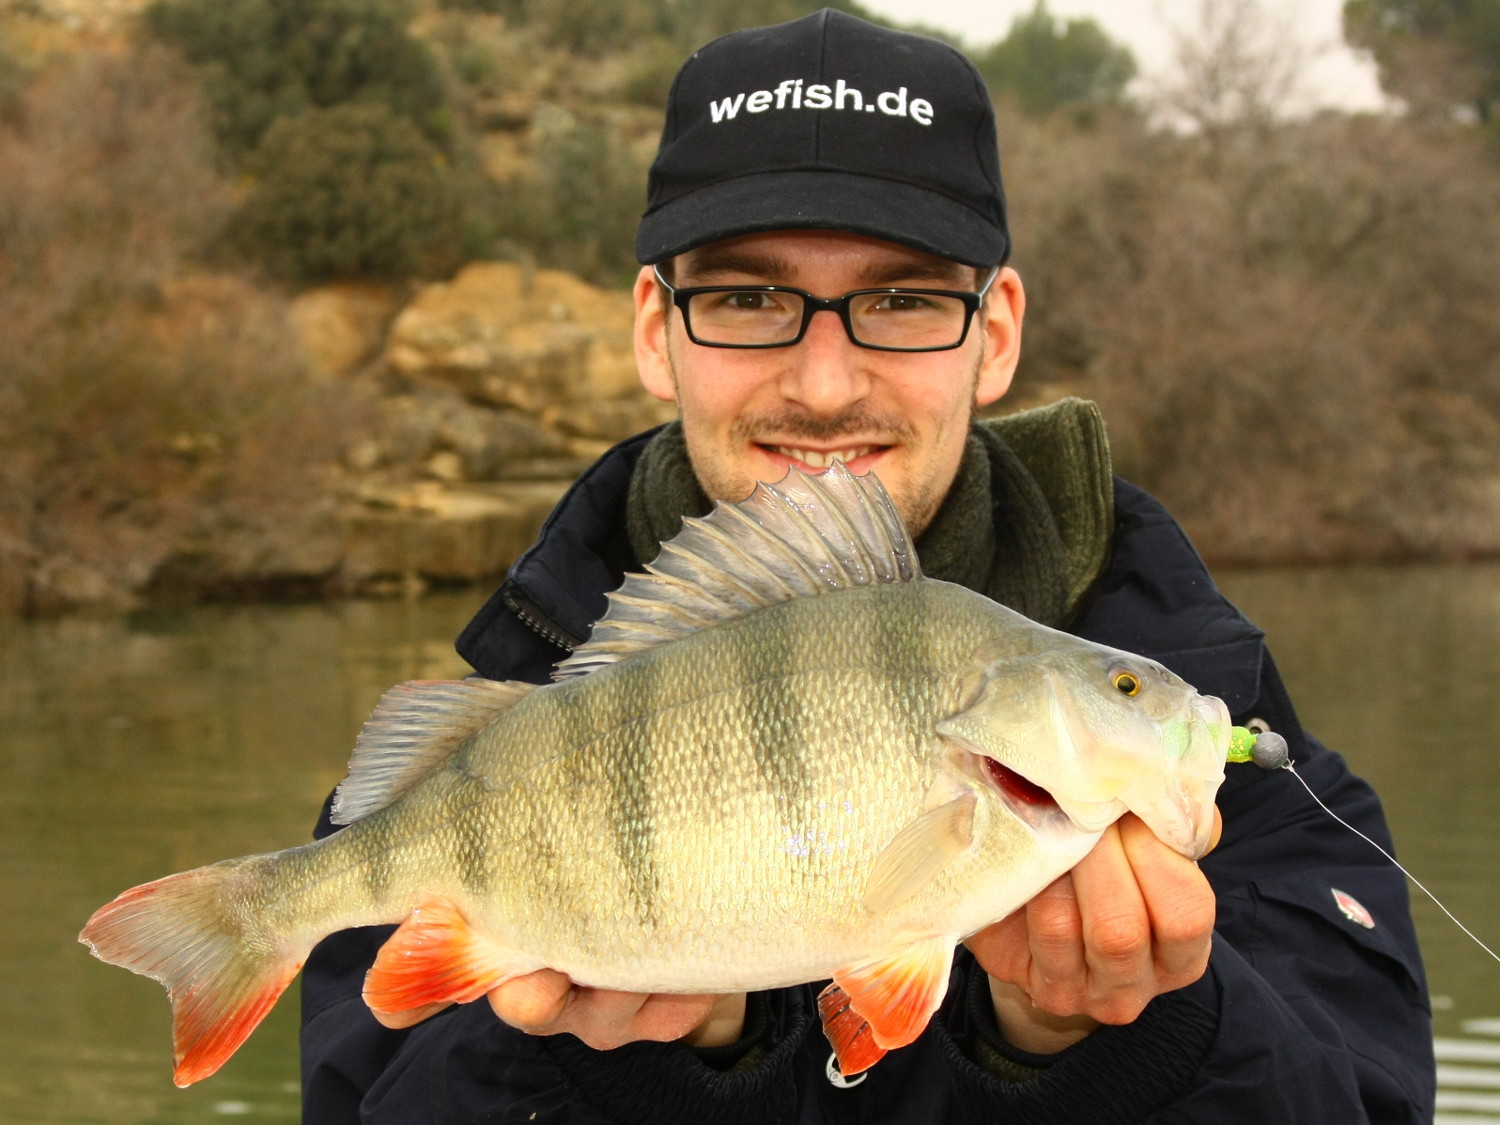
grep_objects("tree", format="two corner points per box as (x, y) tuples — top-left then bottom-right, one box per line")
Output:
(142, 0), (451, 154)
(1344, 0), (1500, 122)
(973, 1), (1136, 116)
(1154, 0), (1307, 135)
(232, 102), (465, 283)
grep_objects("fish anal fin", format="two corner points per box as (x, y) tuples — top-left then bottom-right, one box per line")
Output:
(363, 897), (537, 1015)
(830, 935), (957, 1052)
(817, 981), (888, 1077)
(863, 792), (976, 915)
(332, 679), (536, 825)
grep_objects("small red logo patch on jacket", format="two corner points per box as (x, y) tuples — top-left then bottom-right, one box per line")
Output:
(1332, 888), (1375, 929)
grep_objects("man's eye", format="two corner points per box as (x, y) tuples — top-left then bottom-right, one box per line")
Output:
(725, 291), (775, 310)
(873, 293), (931, 313)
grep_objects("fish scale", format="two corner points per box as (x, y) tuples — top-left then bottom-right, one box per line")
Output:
(79, 464), (1231, 1086)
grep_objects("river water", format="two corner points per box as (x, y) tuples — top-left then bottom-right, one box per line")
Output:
(3, 566), (1498, 1122)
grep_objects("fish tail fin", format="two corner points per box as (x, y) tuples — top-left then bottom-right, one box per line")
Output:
(79, 858), (302, 1087)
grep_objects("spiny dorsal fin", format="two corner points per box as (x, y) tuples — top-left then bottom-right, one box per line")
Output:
(330, 678), (536, 825)
(553, 463), (920, 681)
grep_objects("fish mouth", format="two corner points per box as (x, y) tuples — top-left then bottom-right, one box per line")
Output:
(979, 755), (1074, 836)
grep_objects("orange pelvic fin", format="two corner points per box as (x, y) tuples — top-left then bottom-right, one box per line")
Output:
(79, 859), (301, 1087)
(363, 896), (536, 1015)
(817, 981), (889, 1076)
(830, 934), (957, 1053)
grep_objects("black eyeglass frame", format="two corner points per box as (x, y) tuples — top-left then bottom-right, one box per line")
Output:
(652, 264), (1000, 353)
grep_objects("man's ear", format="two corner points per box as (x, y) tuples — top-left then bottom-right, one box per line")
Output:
(634, 265), (677, 402)
(974, 267), (1024, 408)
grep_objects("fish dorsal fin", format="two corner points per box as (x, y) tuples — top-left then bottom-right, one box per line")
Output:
(330, 678), (536, 825)
(553, 463), (921, 681)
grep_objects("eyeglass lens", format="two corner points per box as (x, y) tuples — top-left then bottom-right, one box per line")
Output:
(685, 289), (971, 349)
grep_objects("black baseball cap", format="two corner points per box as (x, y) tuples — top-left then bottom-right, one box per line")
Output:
(634, 8), (1009, 269)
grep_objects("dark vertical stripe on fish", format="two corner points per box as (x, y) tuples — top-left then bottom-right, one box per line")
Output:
(605, 662), (659, 927)
(739, 611), (814, 834)
(359, 813), (395, 907)
(452, 766), (493, 897)
(876, 586), (938, 756)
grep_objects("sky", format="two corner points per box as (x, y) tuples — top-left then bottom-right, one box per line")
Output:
(858, 0), (1391, 113)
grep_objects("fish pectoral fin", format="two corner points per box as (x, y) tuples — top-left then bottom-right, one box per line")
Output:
(862, 792), (976, 915)
(363, 897), (538, 1015)
(823, 934), (957, 1066)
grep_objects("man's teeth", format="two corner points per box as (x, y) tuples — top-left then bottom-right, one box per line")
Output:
(770, 446), (874, 469)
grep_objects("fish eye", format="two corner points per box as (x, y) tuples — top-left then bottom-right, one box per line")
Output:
(1113, 671), (1142, 697)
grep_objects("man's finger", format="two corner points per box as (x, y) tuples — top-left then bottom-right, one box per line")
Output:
(1019, 870), (1087, 1006)
(1070, 822), (1152, 987)
(371, 1000), (453, 1030)
(487, 968), (575, 1031)
(1117, 814), (1216, 983)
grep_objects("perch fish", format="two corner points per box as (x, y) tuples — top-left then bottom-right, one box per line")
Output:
(80, 464), (1230, 1085)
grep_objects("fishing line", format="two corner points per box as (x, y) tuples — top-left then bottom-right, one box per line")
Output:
(1234, 727), (1500, 966)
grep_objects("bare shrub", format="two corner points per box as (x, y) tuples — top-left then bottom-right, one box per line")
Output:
(999, 97), (1500, 562)
(0, 48), (373, 613)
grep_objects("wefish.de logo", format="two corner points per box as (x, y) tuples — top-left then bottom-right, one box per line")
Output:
(708, 80), (934, 126)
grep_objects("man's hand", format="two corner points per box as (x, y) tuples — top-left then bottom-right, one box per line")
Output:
(372, 970), (748, 1050)
(966, 810), (1221, 1054)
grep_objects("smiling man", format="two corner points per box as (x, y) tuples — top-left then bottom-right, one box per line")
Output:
(639, 231), (1017, 541)
(300, 10), (1435, 1123)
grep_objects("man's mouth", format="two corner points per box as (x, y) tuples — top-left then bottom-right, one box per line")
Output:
(762, 444), (883, 470)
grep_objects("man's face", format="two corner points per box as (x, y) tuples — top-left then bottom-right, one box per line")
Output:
(633, 230), (1025, 539)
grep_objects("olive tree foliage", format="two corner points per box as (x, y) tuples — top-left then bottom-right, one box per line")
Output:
(1344, 0), (1500, 123)
(233, 102), (466, 282)
(142, 0), (489, 282)
(436, 0), (874, 63)
(972, 1), (1137, 116)
(142, 0), (452, 155)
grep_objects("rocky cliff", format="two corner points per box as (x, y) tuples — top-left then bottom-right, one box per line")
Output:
(38, 260), (674, 614)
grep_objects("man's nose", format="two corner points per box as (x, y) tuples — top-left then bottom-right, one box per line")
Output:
(776, 308), (870, 416)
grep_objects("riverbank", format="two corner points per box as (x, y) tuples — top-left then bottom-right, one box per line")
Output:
(5, 2), (1499, 617)
(7, 252), (1500, 617)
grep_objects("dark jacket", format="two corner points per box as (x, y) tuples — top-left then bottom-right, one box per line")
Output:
(301, 430), (1435, 1123)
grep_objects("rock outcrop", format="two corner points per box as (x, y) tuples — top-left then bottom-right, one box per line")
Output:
(268, 262), (669, 604)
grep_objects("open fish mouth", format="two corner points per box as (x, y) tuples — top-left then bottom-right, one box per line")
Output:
(979, 755), (1075, 836)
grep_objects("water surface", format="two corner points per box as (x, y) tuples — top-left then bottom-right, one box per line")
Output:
(4, 567), (1498, 1122)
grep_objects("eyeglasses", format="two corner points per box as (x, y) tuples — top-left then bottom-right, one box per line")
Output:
(653, 265), (999, 352)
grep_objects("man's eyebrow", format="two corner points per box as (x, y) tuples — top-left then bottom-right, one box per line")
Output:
(677, 250), (794, 284)
(679, 251), (973, 288)
(858, 260), (973, 287)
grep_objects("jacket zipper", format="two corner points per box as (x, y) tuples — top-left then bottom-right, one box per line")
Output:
(501, 583), (582, 652)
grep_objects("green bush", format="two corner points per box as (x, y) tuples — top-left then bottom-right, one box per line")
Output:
(142, 0), (451, 154)
(492, 106), (651, 286)
(233, 102), (466, 283)
(973, 1), (1136, 117)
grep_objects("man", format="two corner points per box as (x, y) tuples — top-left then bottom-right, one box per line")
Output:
(301, 10), (1435, 1121)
